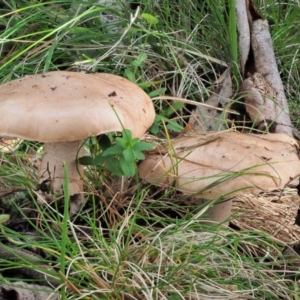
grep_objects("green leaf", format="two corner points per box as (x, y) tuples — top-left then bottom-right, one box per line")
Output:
(167, 121), (183, 132)
(131, 59), (141, 67)
(155, 114), (167, 122)
(124, 68), (135, 82)
(141, 13), (159, 25)
(0, 214), (10, 224)
(138, 53), (147, 62)
(102, 144), (124, 156)
(148, 87), (166, 98)
(119, 156), (136, 176)
(138, 82), (153, 89)
(166, 101), (185, 116)
(128, 137), (139, 147)
(153, 114), (184, 132)
(115, 137), (128, 148)
(78, 156), (94, 165)
(172, 101), (185, 111)
(93, 153), (114, 165)
(121, 129), (133, 141)
(123, 148), (135, 162)
(133, 151), (145, 160)
(131, 53), (148, 67)
(133, 141), (154, 152)
(106, 158), (124, 176)
(150, 122), (160, 134)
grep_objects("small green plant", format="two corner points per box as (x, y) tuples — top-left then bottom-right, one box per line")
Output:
(124, 52), (148, 82)
(79, 129), (154, 177)
(123, 12), (158, 83)
(150, 114), (184, 134)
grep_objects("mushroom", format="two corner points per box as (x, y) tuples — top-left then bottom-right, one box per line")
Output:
(139, 131), (300, 223)
(0, 71), (155, 202)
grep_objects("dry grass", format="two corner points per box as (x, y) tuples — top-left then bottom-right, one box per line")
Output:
(232, 189), (300, 244)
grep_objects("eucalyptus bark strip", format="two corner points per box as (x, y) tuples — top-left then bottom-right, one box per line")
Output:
(235, 0), (250, 77)
(251, 19), (292, 135)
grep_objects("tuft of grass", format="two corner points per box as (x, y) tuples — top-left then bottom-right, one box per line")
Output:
(0, 192), (298, 299)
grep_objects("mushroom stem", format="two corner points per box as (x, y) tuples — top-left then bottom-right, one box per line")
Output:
(39, 141), (84, 196)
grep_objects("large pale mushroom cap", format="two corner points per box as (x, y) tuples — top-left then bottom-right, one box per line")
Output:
(0, 71), (155, 141)
(139, 131), (300, 199)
